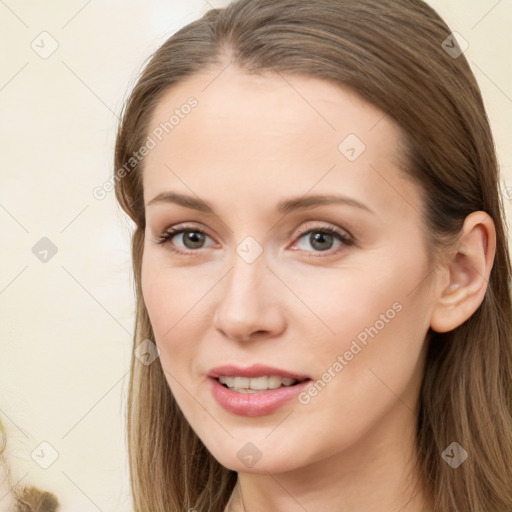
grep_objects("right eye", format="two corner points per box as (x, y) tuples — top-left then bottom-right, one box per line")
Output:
(156, 226), (216, 254)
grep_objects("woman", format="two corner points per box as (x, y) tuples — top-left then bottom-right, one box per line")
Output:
(114, 0), (512, 510)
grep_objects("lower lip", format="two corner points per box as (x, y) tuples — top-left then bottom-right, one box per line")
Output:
(209, 377), (311, 417)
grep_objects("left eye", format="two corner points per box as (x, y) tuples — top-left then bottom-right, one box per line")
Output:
(293, 227), (353, 253)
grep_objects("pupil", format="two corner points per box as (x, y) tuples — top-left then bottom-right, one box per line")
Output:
(310, 232), (333, 251)
(184, 231), (205, 249)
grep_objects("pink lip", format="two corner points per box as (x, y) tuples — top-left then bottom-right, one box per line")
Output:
(209, 377), (311, 417)
(207, 364), (311, 381)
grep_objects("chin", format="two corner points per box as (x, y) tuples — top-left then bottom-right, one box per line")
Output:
(207, 444), (305, 475)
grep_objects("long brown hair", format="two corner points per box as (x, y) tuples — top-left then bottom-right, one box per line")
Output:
(114, 1), (512, 510)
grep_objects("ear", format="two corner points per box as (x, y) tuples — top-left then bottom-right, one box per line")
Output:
(430, 211), (496, 333)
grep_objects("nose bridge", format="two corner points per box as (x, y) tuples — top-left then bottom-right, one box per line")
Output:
(213, 243), (285, 340)
(223, 231), (269, 297)
(221, 247), (268, 315)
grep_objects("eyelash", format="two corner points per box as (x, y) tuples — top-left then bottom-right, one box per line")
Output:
(155, 224), (354, 257)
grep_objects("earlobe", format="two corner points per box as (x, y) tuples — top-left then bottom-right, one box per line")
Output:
(429, 211), (496, 334)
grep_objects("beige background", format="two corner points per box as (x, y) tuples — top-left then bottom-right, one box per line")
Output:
(0, 1), (511, 511)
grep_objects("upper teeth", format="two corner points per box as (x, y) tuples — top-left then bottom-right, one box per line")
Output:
(218, 376), (298, 390)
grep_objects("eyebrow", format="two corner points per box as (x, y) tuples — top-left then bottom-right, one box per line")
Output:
(146, 191), (375, 215)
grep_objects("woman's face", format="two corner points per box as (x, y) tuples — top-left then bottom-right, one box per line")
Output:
(141, 66), (439, 475)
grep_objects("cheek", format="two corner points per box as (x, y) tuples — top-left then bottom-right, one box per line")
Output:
(141, 255), (168, 336)
(141, 248), (203, 338)
(291, 253), (431, 392)
(300, 271), (430, 422)
(141, 260), (195, 406)
(279, 261), (412, 348)
(141, 249), (210, 376)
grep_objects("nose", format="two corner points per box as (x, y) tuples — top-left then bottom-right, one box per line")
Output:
(213, 251), (287, 342)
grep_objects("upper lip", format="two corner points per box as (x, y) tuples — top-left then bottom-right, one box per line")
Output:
(208, 364), (311, 381)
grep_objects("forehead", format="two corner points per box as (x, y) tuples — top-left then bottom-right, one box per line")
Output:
(142, 65), (416, 217)
(146, 65), (395, 154)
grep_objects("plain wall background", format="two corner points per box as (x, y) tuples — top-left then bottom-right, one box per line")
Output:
(1, 1), (511, 510)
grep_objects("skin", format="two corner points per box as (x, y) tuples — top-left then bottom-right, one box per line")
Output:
(140, 64), (496, 512)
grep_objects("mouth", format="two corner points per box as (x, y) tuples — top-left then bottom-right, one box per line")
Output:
(207, 364), (312, 393)
(208, 371), (313, 417)
(207, 364), (313, 415)
(215, 375), (311, 393)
